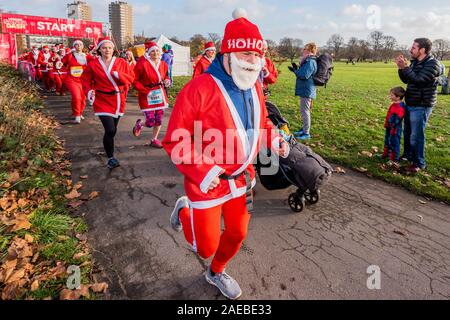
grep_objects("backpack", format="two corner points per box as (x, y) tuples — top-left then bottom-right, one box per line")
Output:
(313, 53), (334, 87)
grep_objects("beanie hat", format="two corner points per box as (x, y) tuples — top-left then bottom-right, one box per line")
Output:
(96, 37), (115, 50)
(220, 8), (264, 56)
(204, 41), (216, 53)
(145, 41), (159, 53)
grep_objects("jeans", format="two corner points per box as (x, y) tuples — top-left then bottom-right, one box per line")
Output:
(300, 97), (312, 134)
(403, 106), (433, 168)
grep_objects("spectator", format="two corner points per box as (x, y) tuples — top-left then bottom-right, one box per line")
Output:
(162, 44), (174, 84)
(396, 38), (442, 173)
(259, 40), (278, 99)
(290, 43), (318, 140)
(193, 42), (216, 78)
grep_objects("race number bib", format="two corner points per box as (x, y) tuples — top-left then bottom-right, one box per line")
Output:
(147, 88), (164, 106)
(70, 66), (83, 77)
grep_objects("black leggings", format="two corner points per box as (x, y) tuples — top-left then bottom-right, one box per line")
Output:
(99, 116), (120, 158)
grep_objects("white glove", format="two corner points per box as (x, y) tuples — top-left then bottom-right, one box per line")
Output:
(87, 90), (95, 106)
(164, 79), (171, 87)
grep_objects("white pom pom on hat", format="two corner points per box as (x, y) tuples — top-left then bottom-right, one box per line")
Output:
(232, 8), (248, 19)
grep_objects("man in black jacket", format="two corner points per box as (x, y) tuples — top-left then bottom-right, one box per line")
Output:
(396, 38), (442, 173)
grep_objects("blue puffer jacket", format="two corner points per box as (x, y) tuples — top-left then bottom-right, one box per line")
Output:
(294, 57), (317, 99)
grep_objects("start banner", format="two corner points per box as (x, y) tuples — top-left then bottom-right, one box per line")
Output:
(0, 13), (102, 39)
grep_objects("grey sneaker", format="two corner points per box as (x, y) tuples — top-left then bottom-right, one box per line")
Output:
(205, 266), (242, 300)
(170, 196), (188, 232)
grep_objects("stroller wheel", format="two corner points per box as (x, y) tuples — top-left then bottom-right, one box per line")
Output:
(305, 190), (320, 205)
(288, 193), (305, 213)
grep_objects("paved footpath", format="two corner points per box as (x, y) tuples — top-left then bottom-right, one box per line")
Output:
(44, 94), (450, 300)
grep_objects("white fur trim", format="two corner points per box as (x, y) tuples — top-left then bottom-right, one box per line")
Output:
(97, 40), (115, 50)
(189, 178), (256, 210)
(73, 40), (83, 47)
(146, 46), (159, 54)
(199, 165), (224, 194)
(140, 106), (168, 112)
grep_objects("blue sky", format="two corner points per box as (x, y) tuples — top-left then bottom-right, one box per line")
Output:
(1, 0), (449, 46)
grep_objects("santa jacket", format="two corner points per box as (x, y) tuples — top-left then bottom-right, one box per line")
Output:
(81, 57), (135, 118)
(133, 56), (170, 111)
(27, 51), (40, 67)
(38, 52), (54, 72)
(263, 57), (278, 90)
(163, 55), (283, 210)
(62, 52), (93, 83)
(193, 56), (212, 78)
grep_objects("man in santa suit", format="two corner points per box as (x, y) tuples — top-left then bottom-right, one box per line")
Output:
(192, 41), (216, 78)
(132, 41), (171, 148)
(260, 40), (278, 98)
(51, 46), (68, 96)
(163, 9), (289, 300)
(27, 46), (41, 82)
(38, 45), (54, 91)
(62, 40), (92, 123)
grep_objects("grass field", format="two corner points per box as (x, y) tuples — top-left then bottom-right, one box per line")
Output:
(169, 61), (450, 203)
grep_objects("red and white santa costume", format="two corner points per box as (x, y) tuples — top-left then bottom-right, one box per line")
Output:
(27, 47), (41, 81)
(262, 57), (278, 91)
(38, 46), (54, 90)
(62, 40), (92, 117)
(133, 41), (170, 127)
(81, 38), (135, 118)
(51, 47), (68, 96)
(163, 16), (285, 274)
(192, 41), (216, 78)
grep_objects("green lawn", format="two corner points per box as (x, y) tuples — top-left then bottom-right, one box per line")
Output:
(169, 61), (450, 203)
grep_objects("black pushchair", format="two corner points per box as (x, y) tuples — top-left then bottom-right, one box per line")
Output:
(256, 102), (333, 213)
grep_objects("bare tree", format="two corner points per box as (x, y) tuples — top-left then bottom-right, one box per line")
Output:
(369, 31), (384, 61)
(433, 39), (450, 60)
(358, 40), (372, 61)
(278, 37), (303, 63)
(265, 39), (278, 58)
(346, 37), (359, 61)
(327, 34), (345, 58)
(381, 35), (398, 62)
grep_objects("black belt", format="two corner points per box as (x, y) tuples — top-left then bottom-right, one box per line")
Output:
(219, 172), (244, 180)
(96, 89), (124, 95)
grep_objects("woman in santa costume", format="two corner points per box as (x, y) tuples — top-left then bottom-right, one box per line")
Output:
(51, 46), (68, 96)
(81, 37), (135, 170)
(62, 40), (92, 123)
(38, 45), (54, 92)
(124, 50), (136, 100)
(163, 9), (288, 300)
(192, 41), (216, 78)
(132, 41), (171, 148)
(260, 40), (278, 98)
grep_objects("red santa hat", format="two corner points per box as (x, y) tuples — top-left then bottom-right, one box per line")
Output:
(220, 8), (264, 56)
(144, 41), (159, 53)
(73, 39), (84, 47)
(65, 48), (72, 54)
(204, 41), (216, 53)
(96, 37), (115, 50)
(42, 45), (49, 50)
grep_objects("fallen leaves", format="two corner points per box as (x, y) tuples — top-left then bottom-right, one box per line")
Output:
(59, 283), (108, 300)
(88, 191), (99, 200)
(355, 167), (368, 173)
(361, 151), (373, 158)
(8, 171), (20, 184)
(371, 146), (379, 153)
(418, 200), (427, 205)
(80, 175), (88, 180)
(334, 167), (346, 174)
(65, 189), (81, 200)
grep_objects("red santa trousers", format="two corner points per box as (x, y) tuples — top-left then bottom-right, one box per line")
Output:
(65, 79), (86, 117)
(42, 71), (54, 91)
(53, 74), (66, 95)
(179, 195), (250, 274)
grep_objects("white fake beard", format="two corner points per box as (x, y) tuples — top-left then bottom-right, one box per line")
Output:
(230, 52), (262, 91)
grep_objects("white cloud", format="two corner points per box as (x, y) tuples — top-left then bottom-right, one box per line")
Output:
(134, 4), (151, 15)
(341, 4), (365, 17)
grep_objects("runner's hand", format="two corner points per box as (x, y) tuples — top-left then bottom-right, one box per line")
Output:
(164, 79), (171, 87)
(279, 141), (289, 158)
(208, 177), (220, 191)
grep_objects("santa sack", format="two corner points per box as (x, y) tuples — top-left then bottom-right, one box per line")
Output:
(280, 139), (333, 192)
